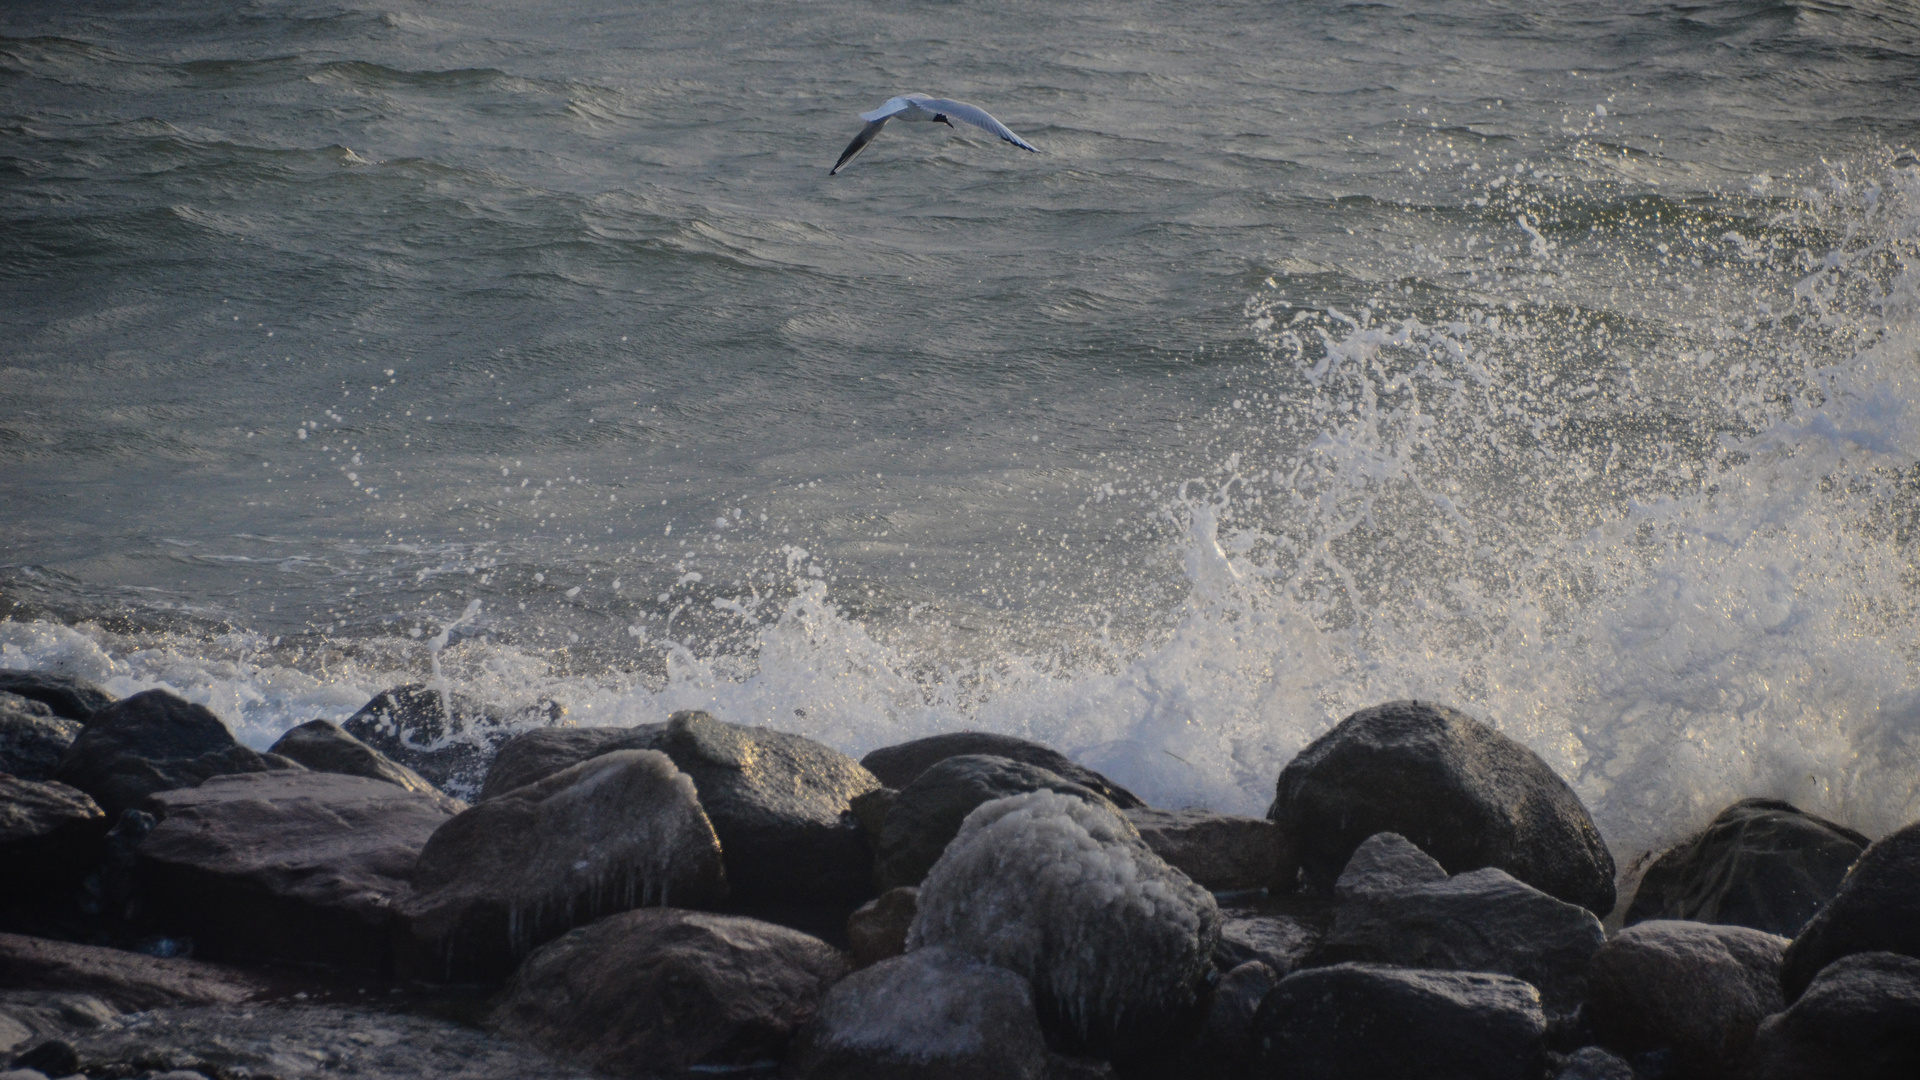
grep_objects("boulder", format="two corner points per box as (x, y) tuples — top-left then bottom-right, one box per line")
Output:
(480, 725), (658, 800)
(1189, 960), (1277, 1072)
(1122, 808), (1288, 893)
(873, 755), (1114, 891)
(52, 690), (300, 820)
(1267, 700), (1617, 915)
(266, 720), (457, 806)
(1747, 951), (1920, 1080)
(0, 672), (112, 723)
(1554, 1047), (1635, 1080)
(0, 776), (107, 902)
(10, 1037), (78, 1077)
(136, 771), (458, 969)
(342, 684), (562, 800)
(401, 749), (728, 982)
(1248, 963), (1547, 1080)
(1778, 820), (1920, 1002)
(1317, 833), (1606, 1016)
(1584, 919), (1787, 1076)
(0, 695), (82, 783)
(909, 791), (1219, 1057)
(1625, 798), (1869, 937)
(846, 886), (917, 969)
(859, 731), (1145, 809)
(0, 933), (264, 1011)
(1214, 913), (1323, 977)
(487, 908), (847, 1077)
(788, 946), (1051, 1080)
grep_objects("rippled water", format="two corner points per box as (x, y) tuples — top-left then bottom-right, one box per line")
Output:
(5, 0), (1920, 866)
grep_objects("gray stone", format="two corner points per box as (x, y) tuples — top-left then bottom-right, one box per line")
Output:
(0, 777), (106, 902)
(859, 731), (1145, 809)
(1214, 914), (1322, 977)
(874, 754), (1113, 891)
(1747, 951), (1920, 1080)
(266, 719), (458, 807)
(1249, 963), (1547, 1080)
(1626, 798), (1869, 937)
(1268, 700), (1617, 914)
(789, 946), (1050, 1080)
(0, 934), (265, 1012)
(1554, 1046), (1635, 1080)
(1333, 831), (1448, 900)
(0, 672), (112, 722)
(1585, 919), (1786, 1078)
(1779, 819), (1920, 1002)
(1191, 961), (1277, 1072)
(846, 886), (917, 969)
(0, 696), (82, 784)
(1123, 808), (1288, 892)
(488, 908), (847, 1077)
(342, 684), (562, 800)
(480, 725), (661, 800)
(137, 771), (458, 969)
(52, 690), (300, 820)
(401, 749), (728, 982)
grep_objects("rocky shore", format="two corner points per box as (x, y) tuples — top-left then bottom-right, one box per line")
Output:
(1, 671), (1914, 1079)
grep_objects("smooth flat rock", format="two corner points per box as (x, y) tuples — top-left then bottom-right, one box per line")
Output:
(1747, 951), (1920, 1080)
(342, 684), (562, 800)
(910, 791), (1219, 1058)
(788, 946), (1051, 1080)
(1585, 919), (1787, 1077)
(1778, 819), (1920, 1002)
(1626, 798), (1869, 937)
(0, 934), (265, 1012)
(488, 908), (847, 1078)
(874, 754), (1113, 891)
(52, 690), (299, 820)
(0, 695), (82, 783)
(859, 732), (1145, 809)
(1213, 914), (1322, 977)
(137, 770), (458, 969)
(401, 749), (728, 982)
(267, 719), (457, 807)
(846, 886), (917, 969)
(479, 725), (661, 800)
(1123, 808), (1288, 893)
(0, 672), (112, 723)
(0, 776), (106, 902)
(1268, 700), (1617, 915)
(1249, 963), (1548, 1080)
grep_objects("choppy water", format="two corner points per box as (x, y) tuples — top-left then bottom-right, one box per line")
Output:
(6, 0), (1920, 868)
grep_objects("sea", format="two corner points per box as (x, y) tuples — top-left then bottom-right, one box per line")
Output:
(4, 0), (1920, 871)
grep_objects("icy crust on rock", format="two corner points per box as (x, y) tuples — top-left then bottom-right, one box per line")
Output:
(908, 791), (1219, 1052)
(802, 946), (1046, 1066)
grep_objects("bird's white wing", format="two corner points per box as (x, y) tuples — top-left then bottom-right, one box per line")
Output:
(831, 118), (889, 175)
(859, 97), (915, 123)
(919, 98), (1039, 152)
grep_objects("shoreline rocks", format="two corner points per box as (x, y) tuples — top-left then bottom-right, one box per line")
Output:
(1584, 919), (1788, 1077)
(1777, 820), (1920, 1002)
(858, 731), (1146, 810)
(53, 690), (300, 821)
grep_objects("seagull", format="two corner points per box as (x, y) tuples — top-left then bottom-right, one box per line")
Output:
(831, 94), (1039, 175)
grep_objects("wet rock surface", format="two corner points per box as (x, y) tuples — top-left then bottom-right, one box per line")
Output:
(1332, 831), (1448, 899)
(0, 934), (265, 1011)
(1122, 808), (1287, 893)
(1188, 960), (1276, 1073)
(488, 907), (847, 1078)
(1213, 913), (1322, 977)
(1778, 819), (1920, 1002)
(342, 685), (561, 800)
(1747, 950), (1920, 1080)
(0, 672), (112, 724)
(910, 791), (1218, 1058)
(267, 720), (458, 807)
(788, 946), (1050, 1080)
(52, 690), (298, 820)
(478, 725), (660, 800)
(137, 771), (458, 970)
(1249, 962), (1548, 1080)
(1625, 798), (1870, 938)
(873, 754), (1114, 891)
(1553, 1046), (1636, 1080)
(1268, 700), (1616, 915)
(1584, 919), (1787, 1077)
(0, 695), (82, 784)
(858, 731), (1145, 809)
(0, 777), (106, 901)
(845, 886), (917, 969)
(401, 749), (728, 982)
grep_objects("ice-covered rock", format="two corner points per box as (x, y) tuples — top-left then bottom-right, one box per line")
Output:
(0, 694), (82, 784)
(401, 749), (727, 981)
(1249, 963), (1547, 1080)
(343, 684), (562, 800)
(909, 791), (1219, 1057)
(788, 946), (1050, 1080)
(488, 908), (846, 1078)
(874, 754), (1114, 890)
(0, 671), (112, 722)
(1122, 808), (1288, 893)
(267, 720), (457, 807)
(1778, 819), (1920, 1002)
(1747, 951), (1920, 1080)
(138, 770), (457, 969)
(859, 731), (1145, 809)
(1268, 700), (1617, 915)
(846, 886), (917, 969)
(1584, 919), (1787, 1077)
(0, 776), (106, 904)
(53, 690), (300, 819)
(1625, 798), (1869, 937)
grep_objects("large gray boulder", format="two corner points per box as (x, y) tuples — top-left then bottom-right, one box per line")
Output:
(488, 908), (847, 1077)
(1779, 820), (1920, 1002)
(1625, 798), (1869, 937)
(788, 946), (1051, 1080)
(1123, 808), (1288, 893)
(859, 731), (1145, 809)
(137, 770), (458, 969)
(267, 720), (456, 806)
(0, 694), (83, 783)
(873, 754), (1114, 890)
(1316, 832), (1606, 1017)
(0, 671), (112, 722)
(909, 791), (1219, 1058)
(401, 749), (728, 981)
(0, 776), (107, 902)
(1584, 919), (1787, 1077)
(479, 725), (659, 800)
(1747, 951), (1920, 1080)
(342, 684), (562, 800)
(1268, 700), (1616, 915)
(52, 690), (299, 819)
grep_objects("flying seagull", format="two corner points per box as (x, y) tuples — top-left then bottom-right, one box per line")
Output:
(831, 94), (1039, 175)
